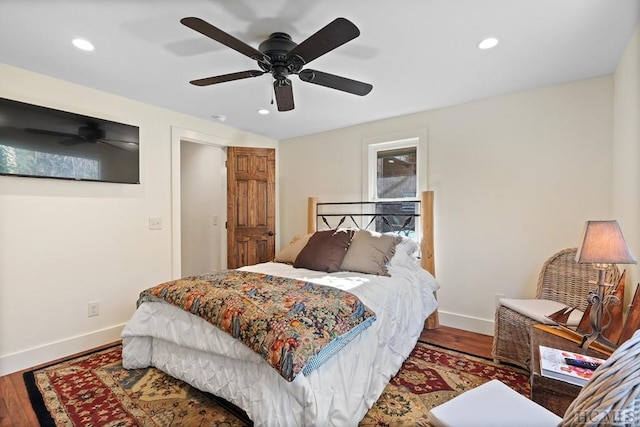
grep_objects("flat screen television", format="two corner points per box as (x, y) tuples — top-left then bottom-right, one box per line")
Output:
(0, 97), (140, 184)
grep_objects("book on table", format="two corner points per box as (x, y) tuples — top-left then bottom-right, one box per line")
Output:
(538, 345), (606, 387)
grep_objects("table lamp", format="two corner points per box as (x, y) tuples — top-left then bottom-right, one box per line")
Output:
(575, 220), (637, 350)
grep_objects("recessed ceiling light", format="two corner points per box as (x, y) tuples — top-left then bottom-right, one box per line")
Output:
(72, 38), (95, 51)
(211, 114), (227, 122)
(257, 109), (270, 115)
(478, 37), (499, 50)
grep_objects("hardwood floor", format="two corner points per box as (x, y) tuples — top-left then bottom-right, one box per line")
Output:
(0, 326), (493, 426)
(419, 325), (494, 359)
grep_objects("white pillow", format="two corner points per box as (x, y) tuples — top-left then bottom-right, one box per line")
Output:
(387, 235), (420, 268)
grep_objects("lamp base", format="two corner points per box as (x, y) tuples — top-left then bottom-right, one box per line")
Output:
(580, 331), (617, 352)
(578, 268), (619, 353)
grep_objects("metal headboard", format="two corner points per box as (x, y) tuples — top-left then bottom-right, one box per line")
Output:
(313, 200), (420, 237)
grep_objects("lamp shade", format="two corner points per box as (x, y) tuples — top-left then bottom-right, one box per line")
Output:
(575, 220), (637, 264)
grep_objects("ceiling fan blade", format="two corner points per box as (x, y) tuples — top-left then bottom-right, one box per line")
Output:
(180, 17), (268, 62)
(274, 80), (294, 111)
(298, 69), (373, 96)
(101, 138), (139, 150)
(287, 17), (360, 65)
(101, 138), (139, 146)
(59, 138), (84, 146)
(97, 140), (129, 151)
(24, 128), (79, 139)
(190, 70), (265, 86)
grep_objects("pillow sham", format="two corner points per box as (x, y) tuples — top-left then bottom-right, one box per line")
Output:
(340, 229), (402, 276)
(274, 233), (313, 264)
(293, 229), (354, 272)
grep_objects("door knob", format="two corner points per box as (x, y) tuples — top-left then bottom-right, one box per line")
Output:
(267, 231), (275, 236)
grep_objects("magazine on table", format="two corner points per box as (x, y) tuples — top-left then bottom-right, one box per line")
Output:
(538, 345), (606, 386)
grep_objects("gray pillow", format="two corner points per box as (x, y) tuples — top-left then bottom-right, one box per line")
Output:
(340, 229), (402, 276)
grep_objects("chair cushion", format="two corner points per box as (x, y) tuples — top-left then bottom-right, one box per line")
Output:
(428, 379), (562, 427)
(500, 298), (584, 326)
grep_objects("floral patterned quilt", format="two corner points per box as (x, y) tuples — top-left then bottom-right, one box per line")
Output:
(137, 270), (376, 381)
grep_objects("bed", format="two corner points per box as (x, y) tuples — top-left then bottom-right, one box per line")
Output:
(121, 192), (440, 426)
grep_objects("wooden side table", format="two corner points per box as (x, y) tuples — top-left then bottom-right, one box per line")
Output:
(529, 325), (609, 417)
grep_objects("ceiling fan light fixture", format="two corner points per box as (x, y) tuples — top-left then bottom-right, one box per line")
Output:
(72, 38), (95, 51)
(477, 37), (499, 50)
(257, 109), (270, 115)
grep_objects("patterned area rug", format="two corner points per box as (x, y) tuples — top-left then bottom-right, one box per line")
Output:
(24, 341), (529, 426)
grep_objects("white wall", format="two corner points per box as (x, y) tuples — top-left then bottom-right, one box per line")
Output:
(612, 23), (640, 305)
(280, 76), (614, 335)
(0, 64), (277, 375)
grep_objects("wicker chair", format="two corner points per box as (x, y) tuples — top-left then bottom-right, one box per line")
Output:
(429, 330), (640, 427)
(492, 248), (620, 370)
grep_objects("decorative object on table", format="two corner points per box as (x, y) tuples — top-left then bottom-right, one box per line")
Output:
(538, 345), (605, 387)
(618, 283), (640, 345)
(546, 306), (577, 326)
(575, 220), (637, 350)
(602, 269), (626, 344)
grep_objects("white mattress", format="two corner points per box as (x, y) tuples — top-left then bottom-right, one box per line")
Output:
(121, 260), (439, 426)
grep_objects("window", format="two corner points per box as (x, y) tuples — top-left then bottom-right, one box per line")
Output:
(364, 137), (423, 237)
(367, 137), (419, 201)
(376, 146), (417, 199)
(0, 144), (100, 180)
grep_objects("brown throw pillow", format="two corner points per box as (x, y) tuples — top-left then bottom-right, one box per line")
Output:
(293, 229), (355, 272)
(340, 230), (402, 275)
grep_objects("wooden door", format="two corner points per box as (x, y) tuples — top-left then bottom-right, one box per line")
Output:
(227, 146), (275, 268)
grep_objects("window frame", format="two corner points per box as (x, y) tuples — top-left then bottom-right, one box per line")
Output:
(364, 135), (426, 202)
(362, 130), (428, 239)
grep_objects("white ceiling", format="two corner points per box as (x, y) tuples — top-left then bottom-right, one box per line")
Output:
(1, 0), (639, 141)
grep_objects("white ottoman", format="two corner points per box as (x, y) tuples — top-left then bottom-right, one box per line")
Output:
(429, 379), (562, 427)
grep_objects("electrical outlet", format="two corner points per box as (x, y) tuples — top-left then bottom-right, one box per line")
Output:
(148, 217), (162, 230)
(88, 301), (100, 317)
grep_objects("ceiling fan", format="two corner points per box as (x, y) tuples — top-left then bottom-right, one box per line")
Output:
(181, 16), (373, 112)
(24, 123), (138, 150)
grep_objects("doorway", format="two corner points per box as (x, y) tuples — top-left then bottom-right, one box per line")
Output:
(171, 127), (229, 278)
(180, 141), (226, 277)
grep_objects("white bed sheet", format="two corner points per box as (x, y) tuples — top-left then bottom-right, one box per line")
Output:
(121, 260), (439, 426)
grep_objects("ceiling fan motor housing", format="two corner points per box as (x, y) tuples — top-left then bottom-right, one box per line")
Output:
(78, 124), (106, 140)
(258, 33), (303, 81)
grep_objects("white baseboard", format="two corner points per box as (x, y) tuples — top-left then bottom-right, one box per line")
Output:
(0, 324), (125, 376)
(437, 310), (495, 336)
